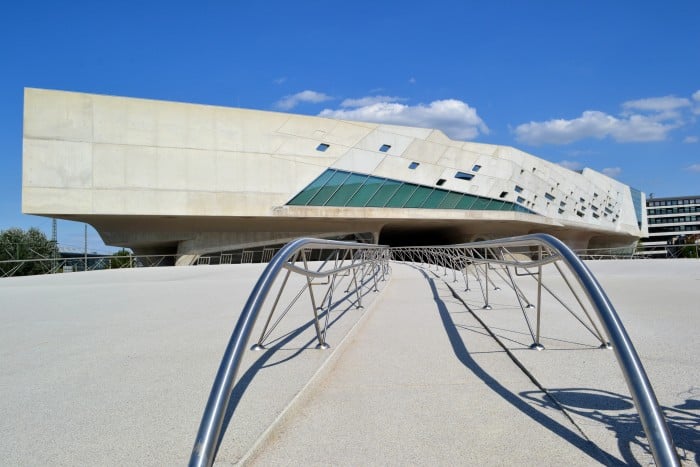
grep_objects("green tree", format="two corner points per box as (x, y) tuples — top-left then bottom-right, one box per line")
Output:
(109, 249), (133, 268)
(0, 227), (59, 276)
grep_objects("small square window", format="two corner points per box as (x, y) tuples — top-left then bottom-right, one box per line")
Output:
(408, 162), (420, 169)
(316, 143), (330, 152)
(436, 178), (446, 186)
(499, 191), (508, 198)
(516, 196), (525, 204)
(379, 144), (391, 152)
(454, 171), (474, 181)
(514, 185), (523, 193)
(472, 164), (481, 172)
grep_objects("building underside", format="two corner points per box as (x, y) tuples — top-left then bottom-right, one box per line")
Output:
(22, 89), (647, 263)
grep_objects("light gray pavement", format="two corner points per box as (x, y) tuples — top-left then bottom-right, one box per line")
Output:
(1, 259), (698, 466)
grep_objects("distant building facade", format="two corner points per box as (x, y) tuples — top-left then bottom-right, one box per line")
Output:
(22, 89), (647, 264)
(641, 195), (700, 256)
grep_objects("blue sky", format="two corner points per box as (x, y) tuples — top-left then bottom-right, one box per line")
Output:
(1, 1), (698, 252)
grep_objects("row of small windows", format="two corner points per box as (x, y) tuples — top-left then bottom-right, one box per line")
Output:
(648, 198), (700, 207)
(648, 206), (700, 215)
(648, 224), (700, 233)
(316, 143), (393, 153)
(648, 216), (700, 225)
(287, 169), (534, 214)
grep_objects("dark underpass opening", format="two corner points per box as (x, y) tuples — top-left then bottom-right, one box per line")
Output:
(378, 225), (467, 247)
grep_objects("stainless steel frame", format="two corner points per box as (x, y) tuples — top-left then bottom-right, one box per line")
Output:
(391, 233), (679, 467)
(189, 238), (389, 467)
(190, 233), (678, 467)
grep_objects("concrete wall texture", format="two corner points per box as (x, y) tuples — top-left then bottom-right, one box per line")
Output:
(22, 88), (647, 257)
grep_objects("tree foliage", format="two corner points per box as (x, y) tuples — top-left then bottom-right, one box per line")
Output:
(0, 227), (59, 276)
(110, 249), (133, 268)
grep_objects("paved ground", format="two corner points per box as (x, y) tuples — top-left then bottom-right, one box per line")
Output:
(0, 259), (698, 465)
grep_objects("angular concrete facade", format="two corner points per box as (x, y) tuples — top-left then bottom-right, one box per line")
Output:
(23, 88), (647, 258)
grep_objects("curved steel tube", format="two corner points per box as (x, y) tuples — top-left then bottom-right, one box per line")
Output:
(397, 233), (678, 466)
(189, 238), (387, 467)
(191, 234), (678, 467)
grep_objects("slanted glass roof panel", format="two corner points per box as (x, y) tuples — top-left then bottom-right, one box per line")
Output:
(455, 194), (477, 210)
(485, 199), (506, 210)
(345, 175), (385, 207)
(437, 191), (462, 209)
(404, 186), (433, 208)
(470, 197), (492, 210)
(308, 170), (351, 205)
(286, 169), (538, 215)
(366, 179), (402, 207)
(287, 169), (336, 205)
(386, 183), (418, 208)
(422, 190), (448, 208)
(325, 173), (369, 206)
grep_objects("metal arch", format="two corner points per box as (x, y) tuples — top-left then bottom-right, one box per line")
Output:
(392, 234), (679, 467)
(189, 238), (389, 467)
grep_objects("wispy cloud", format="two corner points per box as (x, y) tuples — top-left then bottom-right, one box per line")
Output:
(686, 163), (700, 173)
(273, 77), (287, 85)
(684, 136), (698, 143)
(514, 91), (698, 145)
(602, 167), (622, 178)
(557, 160), (583, 171)
(275, 90), (332, 110)
(319, 97), (488, 140)
(622, 95), (690, 112)
(340, 96), (406, 108)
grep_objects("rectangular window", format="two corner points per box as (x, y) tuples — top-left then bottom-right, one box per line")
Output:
(454, 172), (474, 181)
(408, 162), (420, 169)
(544, 193), (555, 202)
(472, 164), (482, 172)
(516, 196), (525, 204)
(379, 144), (391, 152)
(499, 191), (508, 198)
(514, 185), (523, 193)
(316, 143), (330, 152)
(436, 178), (446, 186)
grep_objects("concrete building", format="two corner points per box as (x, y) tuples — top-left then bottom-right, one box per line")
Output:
(641, 195), (700, 256)
(22, 88), (647, 263)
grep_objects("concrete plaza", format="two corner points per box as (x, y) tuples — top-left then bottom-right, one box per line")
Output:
(0, 259), (698, 465)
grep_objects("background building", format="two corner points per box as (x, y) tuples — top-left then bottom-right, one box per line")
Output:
(22, 89), (647, 264)
(641, 195), (700, 257)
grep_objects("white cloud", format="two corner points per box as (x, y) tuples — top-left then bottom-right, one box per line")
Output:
(273, 77), (287, 85)
(693, 90), (700, 115)
(514, 111), (676, 145)
(275, 90), (332, 110)
(408, 77), (416, 84)
(602, 167), (622, 178)
(684, 136), (699, 143)
(686, 164), (700, 173)
(319, 98), (488, 140)
(515, 91), (699, 145)
(622, 95), (690, 112)
(340, 96), (406, 108)
(557, 160), (583, 171)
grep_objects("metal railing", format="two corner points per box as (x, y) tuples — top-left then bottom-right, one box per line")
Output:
(189, 238), (390, 467)
(391, 233), (679, 467)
